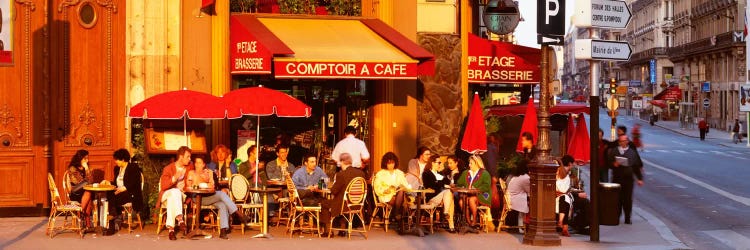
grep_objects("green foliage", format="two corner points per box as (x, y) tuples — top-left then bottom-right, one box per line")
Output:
(278, 0), (316, 14)
(496, 154), (522, 179)
(481, 94), (502, 135)
(325, 0), (361, 16)
(131, 121), (172, 223)
(230, 0), (256, 13)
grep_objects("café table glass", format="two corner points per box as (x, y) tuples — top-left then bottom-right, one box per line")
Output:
(451, 187), (480, 234)
(248, 186), (282, 239)
(403, 188), (435, 237)
(184, 188), (216, 239)
(83, 184), (116, 234)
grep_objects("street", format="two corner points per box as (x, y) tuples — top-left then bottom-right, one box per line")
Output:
(595, 109), (750, 250)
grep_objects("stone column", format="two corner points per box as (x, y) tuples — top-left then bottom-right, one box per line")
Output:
(211, 0), (230, 147)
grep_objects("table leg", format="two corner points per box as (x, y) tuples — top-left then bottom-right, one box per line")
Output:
(252, 192), (274, 239)
(187, 195), (206, 239)
(458, 194), (478, 234)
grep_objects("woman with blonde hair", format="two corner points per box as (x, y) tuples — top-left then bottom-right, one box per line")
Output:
(207, 144), (238, 181)
(456, 155), (492, 227)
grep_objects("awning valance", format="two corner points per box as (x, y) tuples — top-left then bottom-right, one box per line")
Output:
(653, 86), (682, 101)
(230, 14), (435, 79)
(468, 34), (541, 84)
(487, 103), (589, 117)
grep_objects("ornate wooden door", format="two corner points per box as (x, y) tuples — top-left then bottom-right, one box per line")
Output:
(51, 0), (126, 190)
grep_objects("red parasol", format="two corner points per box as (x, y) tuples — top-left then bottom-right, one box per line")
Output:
(567, 114), (591, 162)
(516, 98), (538, 152)
(221, 86), (312, 187)
(460, 93), (488, 155)
(128, 89), (241, 145)
(565, 114), (576, 153)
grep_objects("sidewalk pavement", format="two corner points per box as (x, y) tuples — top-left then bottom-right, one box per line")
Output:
(632, 113), (750, 149)
(0, 208), (684, 250)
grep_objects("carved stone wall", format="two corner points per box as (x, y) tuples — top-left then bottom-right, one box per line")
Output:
(417, 33), (462, 155)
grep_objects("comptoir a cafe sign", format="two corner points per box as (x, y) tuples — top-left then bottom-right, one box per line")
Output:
(468, 34), (541, 84)
(274, 61), (417, 79)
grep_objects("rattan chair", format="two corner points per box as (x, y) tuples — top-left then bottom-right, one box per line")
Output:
(120, 173), (144, 233)
(407, 191), (440, 234)
(229, 174), (263, 234)
(46, 173), (84, 238)
(368, 175), (393, 232)
(496, 178), (523, 233)
(284, 172), (321, 238)
(328, 177), (368, 239)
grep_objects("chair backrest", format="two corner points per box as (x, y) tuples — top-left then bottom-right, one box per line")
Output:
(229, 174), (249, 202)
(47, 173), (64, 208)
(499, 178), (512, 209)
(62, 171), (72, 202)
(283, 171), (299, 201)
(370, 174), (383, 204)
(343, 177), (367, 210)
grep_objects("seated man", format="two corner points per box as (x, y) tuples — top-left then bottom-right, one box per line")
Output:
(320, 153), (365, 237)
(292, 153), (328, 206)
(158, 146), (194, 240)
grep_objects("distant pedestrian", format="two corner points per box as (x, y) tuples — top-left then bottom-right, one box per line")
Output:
(598, 128), (610, 182)
(732, 119), (743, 143)
(698, 119), (708, 141)
(607, 135), (644, 224)
(631, 124), (643, 151)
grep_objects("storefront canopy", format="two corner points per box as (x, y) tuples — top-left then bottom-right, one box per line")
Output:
(230, 14), (435, 79)
(468, 33), (541, 84)
(653, 86), (682, 101)
(487, 103), (589, 117)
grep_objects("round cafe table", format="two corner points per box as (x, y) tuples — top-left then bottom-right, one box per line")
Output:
(403, 188), (434, 237)
(184, 188), (215, 239)
(248, 187), (282, 239)
(312, 188), (331, 199)
(83, 184), (116, 234)
(451, 187), (480, 234)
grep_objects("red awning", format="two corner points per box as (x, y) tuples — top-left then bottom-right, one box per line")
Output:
(487, 103), (589, 117)
(468, 34), (541, 84)
(230, 14), (435, 79)
(202, 0), (215, 8)
(653, 86), (682, 101)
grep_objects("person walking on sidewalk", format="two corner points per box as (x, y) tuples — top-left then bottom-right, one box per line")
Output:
(698, 119), (708, 141)
(631, 124), (643, 152)
(607, 135), (644, 224)
(733, 119), (743, 143)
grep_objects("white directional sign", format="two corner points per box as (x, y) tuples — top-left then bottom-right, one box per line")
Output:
(573, 0), (631, 29)
(574, 39), (632, 61)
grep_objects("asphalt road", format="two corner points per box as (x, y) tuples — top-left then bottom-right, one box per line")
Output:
(595, 109), (750, 250)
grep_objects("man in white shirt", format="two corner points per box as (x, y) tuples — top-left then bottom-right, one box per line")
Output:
(406, 147), (431, 188)
(331, 126), (370, 169)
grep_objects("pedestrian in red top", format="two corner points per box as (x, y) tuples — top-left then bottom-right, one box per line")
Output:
(631, 124), (643, 151)
(698, 118), (708, 141)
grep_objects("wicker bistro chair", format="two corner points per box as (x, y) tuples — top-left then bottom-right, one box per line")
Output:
(46, 173), (84, 238)
(407, 189), (440, 234)
(368, 176), (393, 232)
(328, 177), (368, 239)
(120, 173), (144, 233)
(496, 178), (524, 233)
(284, 172), (322, 238)
(61, 171), (79, 206)
(155, 183), (188, 235)
(196, 202), (221, 233)
(229, 174), (263, 234)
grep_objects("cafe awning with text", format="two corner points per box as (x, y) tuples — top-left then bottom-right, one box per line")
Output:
(230, 14), (435, 79)
(468, 34), (541, 84)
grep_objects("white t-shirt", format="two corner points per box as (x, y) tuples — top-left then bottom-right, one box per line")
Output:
(331, 135), (370, 168)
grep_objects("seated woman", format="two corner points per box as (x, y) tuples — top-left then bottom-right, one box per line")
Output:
(373, 152), (411, 227)
(422, 154), (456, 233)
(66, 149), (94, 226)
(108, 148), (144, 221)
(456, 155), (492, 227)
(186, 155), (250, 239)
(507, 159), (530, 233)
(207, 144), (238, 183)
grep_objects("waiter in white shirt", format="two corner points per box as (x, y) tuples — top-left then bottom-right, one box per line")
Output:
(331, 126), (371, 170)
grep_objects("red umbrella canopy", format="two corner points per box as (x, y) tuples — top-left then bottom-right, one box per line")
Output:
(516, 98), (539, 152)
(222, 86), (312, 117)
(461, 93), (488, 154)
(128, 89), (240, 119)
(565, 114), (576, 152)
(567, 114), (591, 162)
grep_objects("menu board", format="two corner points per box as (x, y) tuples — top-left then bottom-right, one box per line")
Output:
(145, 128), (207, 154)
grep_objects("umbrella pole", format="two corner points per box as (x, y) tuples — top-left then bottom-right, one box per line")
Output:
(183, 117), (188, 146)
(255, 116), (260, 188)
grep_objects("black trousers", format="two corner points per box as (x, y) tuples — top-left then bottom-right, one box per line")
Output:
(699, 129), (706, 140)
(612, 168), (634, 221)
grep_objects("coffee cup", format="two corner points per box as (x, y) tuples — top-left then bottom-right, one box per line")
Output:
(93, 183), (99, 188)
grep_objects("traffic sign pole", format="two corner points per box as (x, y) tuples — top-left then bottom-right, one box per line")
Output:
(588, 28), (600, 243)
